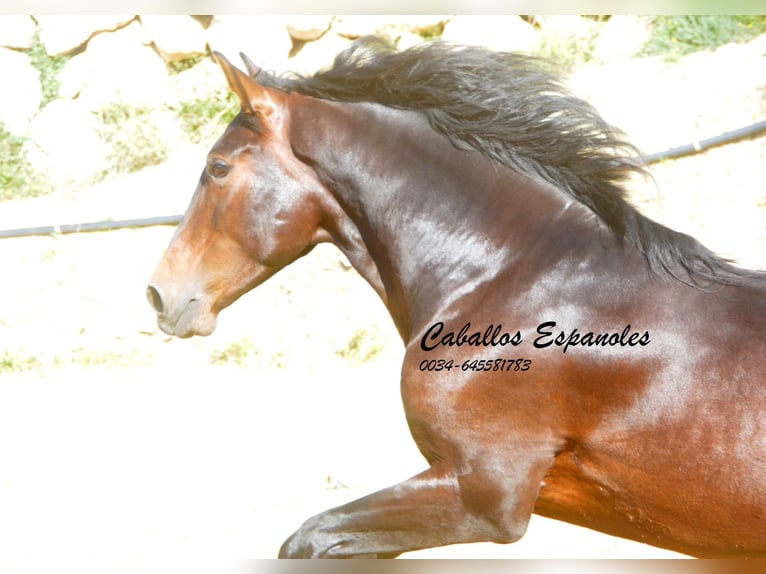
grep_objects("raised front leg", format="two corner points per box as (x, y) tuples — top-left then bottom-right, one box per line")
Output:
(279, 458), (552, 558)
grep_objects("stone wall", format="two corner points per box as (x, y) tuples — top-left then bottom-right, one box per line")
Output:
(0, 15), (649, 193)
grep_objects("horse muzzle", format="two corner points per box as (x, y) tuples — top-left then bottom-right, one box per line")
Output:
(146, 283), (218, 338)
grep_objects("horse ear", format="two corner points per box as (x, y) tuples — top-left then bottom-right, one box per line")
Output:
(239, 52), (262, 79)
(212, 51), (274, 118)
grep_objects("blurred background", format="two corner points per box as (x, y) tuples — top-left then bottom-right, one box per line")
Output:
(0, 14), (765, 562)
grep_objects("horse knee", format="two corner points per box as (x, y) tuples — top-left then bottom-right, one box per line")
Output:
(457, 473), (536, 545)
(492, 517), (531, 544)
(458, 459), (550, 544)
(465, 510), (530, 545)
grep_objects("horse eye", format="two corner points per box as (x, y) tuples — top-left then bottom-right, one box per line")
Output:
(209, 160), (230, 178)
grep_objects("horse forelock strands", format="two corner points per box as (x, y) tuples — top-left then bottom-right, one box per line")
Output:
(262, 36), (759, 287)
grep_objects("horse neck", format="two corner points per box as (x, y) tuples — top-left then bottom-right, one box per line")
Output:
(288, 95), (603, 343)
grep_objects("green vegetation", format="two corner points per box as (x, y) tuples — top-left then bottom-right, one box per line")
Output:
(0, 125), (31, 201)
(642, 16), (766, 61)
(176, 91), (238, 144)
(0, 350), (42, 374)
(5, 17), (765, 203)
(210, 337), (256, 366)
(1, 41), (238, 201)
(166, 54), (205, 75)
(414, 22), (446, 41)
(25, 31), (70, 108)
(0, 123), (51, 201)
(0, 33), (64, 200)
(532, 23), (599, 72)
(96, 103), (169, 179)
(336, 328), (384, 365)
(0, 346), (152, 374)
(65, 347), (148, 369)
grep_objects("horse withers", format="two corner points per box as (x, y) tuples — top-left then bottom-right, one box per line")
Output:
(147, 38), (766, 558)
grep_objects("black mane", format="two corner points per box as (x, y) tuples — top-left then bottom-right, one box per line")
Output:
(261, 36), (756, 286)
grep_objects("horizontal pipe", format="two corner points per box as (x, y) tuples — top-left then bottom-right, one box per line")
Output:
(642, 120), (766, 164)
(0, 214), (183, 239)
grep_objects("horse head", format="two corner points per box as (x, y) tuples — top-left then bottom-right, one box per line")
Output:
(146, 53), (330, 337)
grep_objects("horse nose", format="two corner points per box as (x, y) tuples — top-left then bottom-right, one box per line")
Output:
(146, 284), (165, 314)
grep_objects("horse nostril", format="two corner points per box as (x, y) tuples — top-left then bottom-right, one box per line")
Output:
(146, 284), (164, 314)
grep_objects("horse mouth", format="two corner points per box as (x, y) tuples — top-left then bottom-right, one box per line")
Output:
(147, 287), (218, 338)
(159, 301), (218, 338)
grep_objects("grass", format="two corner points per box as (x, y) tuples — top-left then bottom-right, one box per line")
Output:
(208, 328), (386, 370)
(210, 337), (256, 367)
(642, 16), (766, 61)
(335, 328), (384, 365)
(0, 351), (42, 374)
(96, 104), (170, 179)
(25, 31), (70, 109)
(529, 16), (766, 70)
(530, 19), (600, 72)
(0, 347), (152, 374)
(0, 33), (63, 201)
(0, 123), (51, 201)
(65, 347), (147, 369)
(166, 54), (205, 75)
(0, 125), (31, 201)
(176, 91), (238, 144)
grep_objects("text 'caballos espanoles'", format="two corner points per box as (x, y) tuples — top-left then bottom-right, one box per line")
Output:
(420, 321), (651, 354)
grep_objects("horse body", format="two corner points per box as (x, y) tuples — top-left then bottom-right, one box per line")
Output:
(147, 39), (766, 557)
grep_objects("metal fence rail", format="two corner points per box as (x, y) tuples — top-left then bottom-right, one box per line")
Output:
(642, 120), (766, 164)
(0, 215), (183, 239)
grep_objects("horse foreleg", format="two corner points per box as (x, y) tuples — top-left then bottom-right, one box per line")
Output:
(278, 462), (547, 558)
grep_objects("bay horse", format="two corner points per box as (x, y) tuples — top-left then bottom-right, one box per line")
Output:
(146, 37), (766, 558)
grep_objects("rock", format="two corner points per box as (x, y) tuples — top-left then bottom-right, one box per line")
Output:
(331, 15), (390, 38)
(442, 15), (537, 53)
(333, 15), (449, 40)
(286, 16), (334, 42)
(0, 48), (41, 135)
(535, 15), (594, 40)
(140, 15), (207, 62)
(284, 31), (352, 76)
(286, 14), (453, 75)
(57, 20), (172, 111)
(171, 58), (227, 104)
(0, 15), (36, 49)
(206, 15), (294, 76)
(191, 15), (214, 30)
(592, 16), (651, 63)
(24, 98), (106, 189)
(35, 15), (136, 56)
(395, 33), (428, 51)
